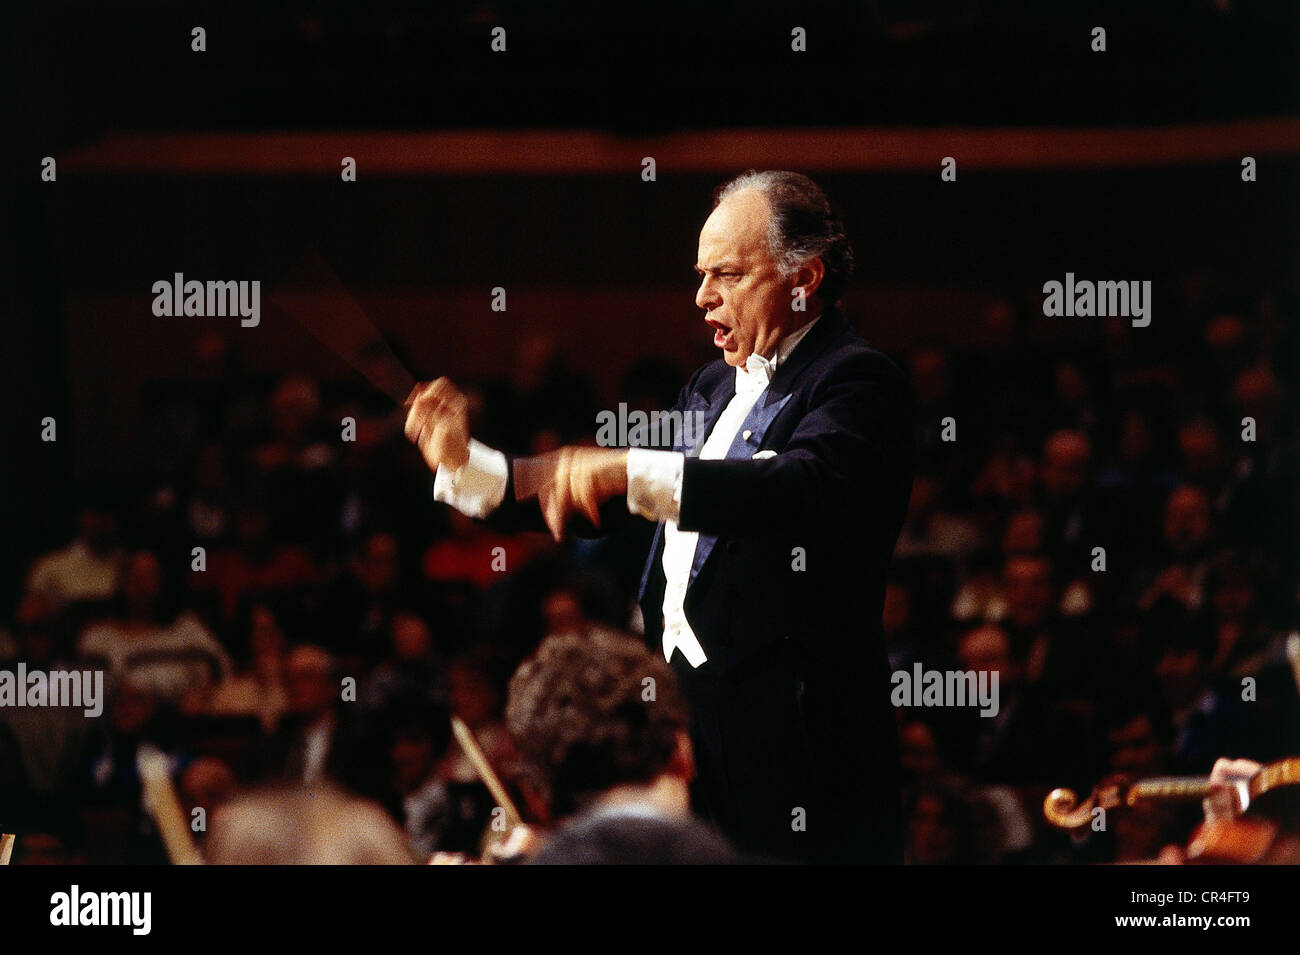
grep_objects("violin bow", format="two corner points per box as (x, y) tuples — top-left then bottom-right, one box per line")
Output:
(136, 744), (204, 865)
(450, 716), (523, 828)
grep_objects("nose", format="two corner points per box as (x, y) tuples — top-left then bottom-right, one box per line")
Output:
(696, 275), (722, 312)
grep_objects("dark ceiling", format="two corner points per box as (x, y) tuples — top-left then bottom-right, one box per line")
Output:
(8, 1), (1298, 150)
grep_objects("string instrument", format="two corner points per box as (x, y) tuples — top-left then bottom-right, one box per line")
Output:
(1046, 634), (1300, 864)
(1043, 757), (1300, 831)
(442, 716), (538, 864)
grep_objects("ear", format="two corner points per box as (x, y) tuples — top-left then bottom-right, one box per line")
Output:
(667, 729), (696, 783)
(790, 257), (826, 304)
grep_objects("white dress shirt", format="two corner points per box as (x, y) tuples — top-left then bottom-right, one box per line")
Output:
(433, 316), (822, 669)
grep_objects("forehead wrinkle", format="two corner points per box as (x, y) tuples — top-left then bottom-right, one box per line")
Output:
(700, 191), (773, 264)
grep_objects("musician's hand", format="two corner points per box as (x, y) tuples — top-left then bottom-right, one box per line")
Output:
(535, 446), (628, 541)
(1156, 844), (1187, 865)
(404, 378), (470, 473)
(486, 823), (543, 863)
(1203, 757), (1262, 821)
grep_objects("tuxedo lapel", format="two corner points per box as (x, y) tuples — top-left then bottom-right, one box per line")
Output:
(688, 390), (794, 582)
(722, 391), (794, 460)
(769, 307), (848, 395)
(681, 376), (735, 458)
(687, 309), (847, 586)
(637, 371), (733, 604)
(643, 310), (848, 599)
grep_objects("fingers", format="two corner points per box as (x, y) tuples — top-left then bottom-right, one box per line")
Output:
(1208, 758), (1261, 785)
(1204, 758), (1261, 821)
(403, 378), (469, 471)
(554, 449), (582, 540)
(539, 481), (568, 542)
(542, 498), (565, 542)
(403, 379), (440, 443)
(539, 449), (594, 541)
(436, 391), (470, 470)
(405, 378), (457, 417)
(1202, 786), (1239, 822)
(1156, 844), (1187, 865)
(574, 471), (602, 528)
(404, 379), (448, 410)
(402, 390), (426, 443)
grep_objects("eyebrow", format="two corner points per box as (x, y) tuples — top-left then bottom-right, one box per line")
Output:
(694, 263), (742, 274)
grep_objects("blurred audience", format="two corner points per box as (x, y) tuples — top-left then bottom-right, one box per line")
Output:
(2, 277), (1294, 864)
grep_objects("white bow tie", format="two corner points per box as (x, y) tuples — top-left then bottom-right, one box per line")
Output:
(738, 353), (774, 395)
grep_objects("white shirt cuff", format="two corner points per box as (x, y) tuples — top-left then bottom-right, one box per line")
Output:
(626, 448), (683, 523)
(432, 439), (508, 519)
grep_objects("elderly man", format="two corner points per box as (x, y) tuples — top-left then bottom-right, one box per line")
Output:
(260, 645), (396, 815)
(406, 170), (914, 862)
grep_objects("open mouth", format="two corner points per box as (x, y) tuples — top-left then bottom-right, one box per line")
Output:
(706, 316), (732, 348)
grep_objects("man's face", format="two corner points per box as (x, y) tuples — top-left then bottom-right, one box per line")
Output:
(123, 552), (162, 611)
(957, 626), (1014, 686)
(1041, 432), (1090, 498)
(361, 532), (399, 593)
(391, 735), (435, 790)
(1108, 715), (1162, 776)
(285, 651), (334, 719)
(1163, 486), (1210, 554)
(1004, 557), (1053, 629)
(694, 190), (796, 368)
(1156, 647), (1204, 707)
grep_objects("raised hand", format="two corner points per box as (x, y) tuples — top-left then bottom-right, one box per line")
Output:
(403, 377), (471, 473)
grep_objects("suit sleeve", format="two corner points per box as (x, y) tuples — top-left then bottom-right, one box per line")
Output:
(626, 448), (684, 522)
(677, 350), (912, 538)
(434, 365), (709, 536)
(432, 439), (510, 518)
(432, 444), (634, 539)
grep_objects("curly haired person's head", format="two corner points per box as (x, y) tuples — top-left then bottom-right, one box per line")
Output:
(505, 628), (691, 820)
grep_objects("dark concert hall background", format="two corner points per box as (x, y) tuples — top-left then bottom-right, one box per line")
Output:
(2, 2), (1297, 864)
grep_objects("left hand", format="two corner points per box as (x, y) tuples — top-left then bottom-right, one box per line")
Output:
(534, 446), (628, 541)
(1203, 757), (1261, 821)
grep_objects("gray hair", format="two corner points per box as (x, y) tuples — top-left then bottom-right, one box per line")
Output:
(713, 170), (856, 305)
(207, 784), (414, 864)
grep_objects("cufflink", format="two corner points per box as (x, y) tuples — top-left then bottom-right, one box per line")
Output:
(742, 429), (753, 441)
(752, 450), (777, 460)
